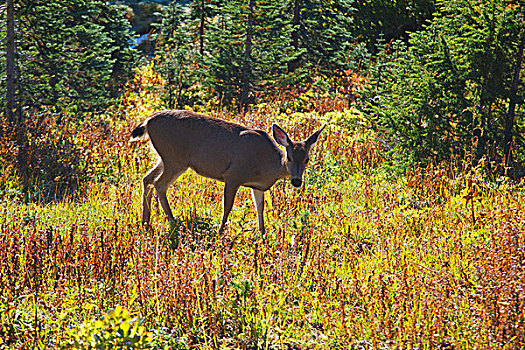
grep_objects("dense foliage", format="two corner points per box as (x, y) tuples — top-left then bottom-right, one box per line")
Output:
(152, 0), (357, 109)
(0, 74), (524, 347)
(351, 0), (436, 53)
(3, 0), (522, 175)
(2, 0), (137, 113)
(0, 1), (524, 348)
(364, 1), (525, 177)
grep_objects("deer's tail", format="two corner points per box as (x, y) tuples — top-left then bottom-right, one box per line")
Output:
(130, 122), (149, 141)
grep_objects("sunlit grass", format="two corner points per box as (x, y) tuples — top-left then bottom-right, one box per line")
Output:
(1, 71), (524, 348)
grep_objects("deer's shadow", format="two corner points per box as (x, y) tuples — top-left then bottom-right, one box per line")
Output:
(165, 211), (218, 250)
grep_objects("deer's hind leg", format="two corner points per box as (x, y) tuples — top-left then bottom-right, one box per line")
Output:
(153, 162), (187, 222)
(142, 160), (164, 225)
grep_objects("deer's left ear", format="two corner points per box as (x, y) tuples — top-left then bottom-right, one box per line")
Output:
(272, 124), (291, 147)
(305, 125), (326, 148)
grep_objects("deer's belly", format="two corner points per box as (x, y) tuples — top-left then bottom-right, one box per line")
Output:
(189, 165), (225, 182)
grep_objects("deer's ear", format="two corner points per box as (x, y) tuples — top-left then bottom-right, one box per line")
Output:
(272, 124), (291, 147)
(305, 125), (326, 148)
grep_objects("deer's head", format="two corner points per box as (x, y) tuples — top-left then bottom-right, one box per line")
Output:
(272, 124), (326, 188)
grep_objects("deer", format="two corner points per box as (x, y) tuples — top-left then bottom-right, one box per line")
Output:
(130, 110), (325, 235)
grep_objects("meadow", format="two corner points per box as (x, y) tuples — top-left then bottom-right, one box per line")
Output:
(1, 66), (524, 349)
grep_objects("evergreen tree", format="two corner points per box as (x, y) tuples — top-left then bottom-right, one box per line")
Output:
(256, 1), (299, 88)
(153, 2), (199, 108)
(289, 0), (356, 76)
(188, 0), (224, 60)
(202, 0), (298, 108)
(203, 0), (252, 106)
(352, 0), (436, 53)
(13, 0), (137, 112)
(5, 0), (15, 124)
(366, 0), (525, 176)
(153, 0), (358, 109)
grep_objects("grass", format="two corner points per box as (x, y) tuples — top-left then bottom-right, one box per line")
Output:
(1, 70), (524, 349)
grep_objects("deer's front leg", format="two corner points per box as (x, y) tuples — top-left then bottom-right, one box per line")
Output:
(219, 181), (240, 233)
(251, 188), (265, 235)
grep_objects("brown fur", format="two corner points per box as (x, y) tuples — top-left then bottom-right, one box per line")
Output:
(131, 110), (325, 235)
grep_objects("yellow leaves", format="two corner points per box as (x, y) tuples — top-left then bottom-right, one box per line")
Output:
(266, 192), (274, 211)
(82, 302), (96, 310)
(93, 319), (105, 329)
(68, 305), (153, 349)
(119, 318), (130, 336)
(461, 177), (479, 204)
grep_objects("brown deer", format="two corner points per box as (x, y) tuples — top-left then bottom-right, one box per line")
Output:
(130, 110), (325, 235)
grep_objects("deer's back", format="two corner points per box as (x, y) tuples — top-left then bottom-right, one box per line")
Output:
(145, 110), (283, 185)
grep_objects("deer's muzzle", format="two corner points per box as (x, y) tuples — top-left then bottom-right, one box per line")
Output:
(291, 178), (302, 187)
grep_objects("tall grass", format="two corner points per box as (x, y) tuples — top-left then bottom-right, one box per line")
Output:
(0, 67), (524, 349)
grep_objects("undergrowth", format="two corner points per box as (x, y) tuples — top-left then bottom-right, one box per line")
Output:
(0, 66), (524, 349)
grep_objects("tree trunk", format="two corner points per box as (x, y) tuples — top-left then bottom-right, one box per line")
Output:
(288, 0), (301, 72)
(475, 4), (496, 162)
(240, 0), (254, 112)
(6, 0), (15, 125)
(503, 25), (525, 172)
(199, 0), (205, 56)
(6, 0), (27, 181)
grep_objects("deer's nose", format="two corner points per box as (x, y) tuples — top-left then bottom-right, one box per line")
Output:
(291, 178), (302, 187)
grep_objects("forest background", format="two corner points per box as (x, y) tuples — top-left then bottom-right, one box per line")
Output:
(1, 0), (525, 348)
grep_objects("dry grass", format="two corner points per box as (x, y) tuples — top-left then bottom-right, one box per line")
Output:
(0, 68), (524, 349)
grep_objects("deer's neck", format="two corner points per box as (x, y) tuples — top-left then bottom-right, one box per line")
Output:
(277, 149), (289, 179)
